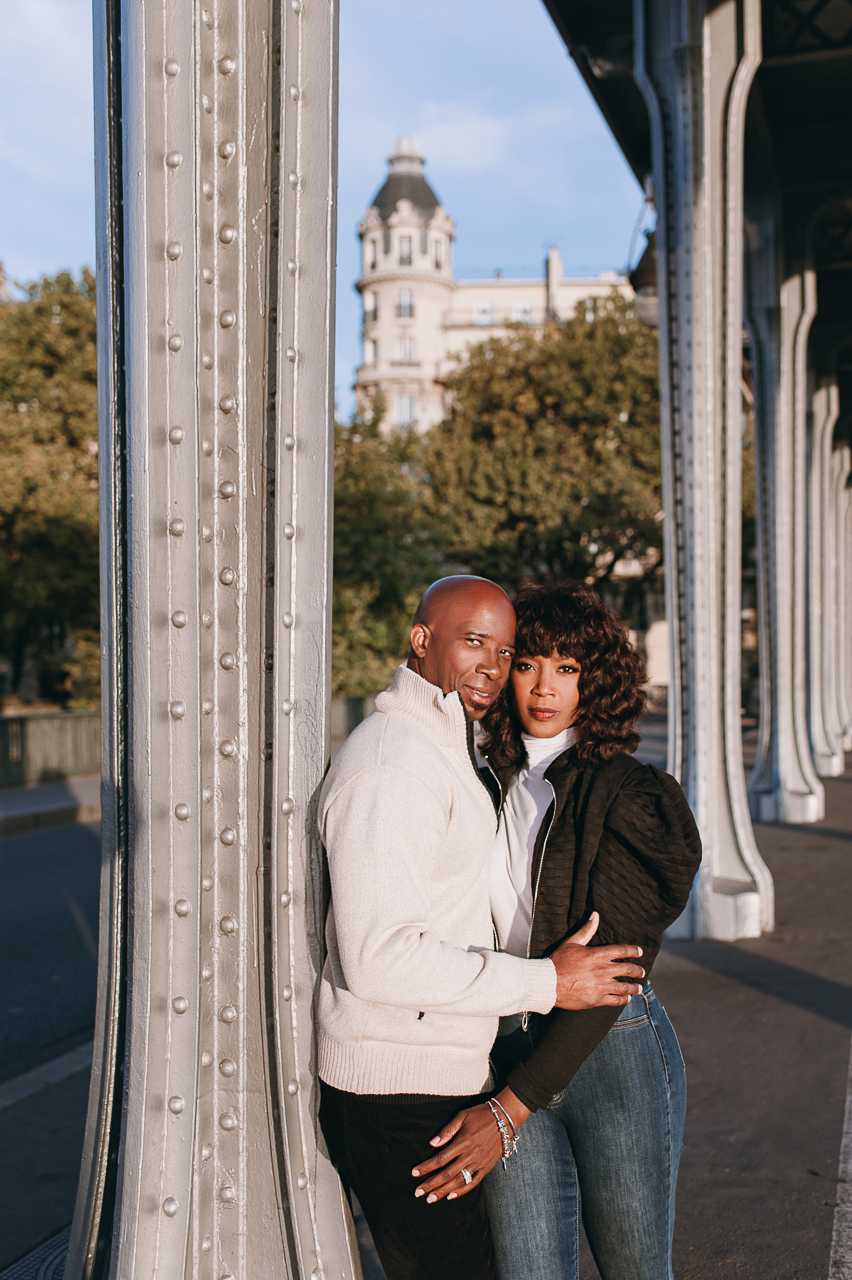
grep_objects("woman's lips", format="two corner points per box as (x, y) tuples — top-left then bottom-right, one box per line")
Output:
(528, 707), (558, 720)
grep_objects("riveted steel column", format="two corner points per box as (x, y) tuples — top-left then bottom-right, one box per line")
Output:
(837, 435), (852, 750)
(633, 0), (774, 938)
(808, 379), (845, 775)
(67, 1), (356, 1277)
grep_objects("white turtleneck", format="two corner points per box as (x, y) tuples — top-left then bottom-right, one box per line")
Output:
(488, 727), (576, 957)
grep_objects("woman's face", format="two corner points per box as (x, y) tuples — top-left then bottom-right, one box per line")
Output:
(510, 650), (582, 738)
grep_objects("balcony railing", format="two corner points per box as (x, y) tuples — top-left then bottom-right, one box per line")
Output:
(395, 303), (415, 318)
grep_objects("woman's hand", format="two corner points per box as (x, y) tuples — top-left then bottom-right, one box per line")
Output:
(411, 1088), (531, 1202)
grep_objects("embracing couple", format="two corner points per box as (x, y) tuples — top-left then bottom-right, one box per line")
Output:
(318, 575), (701, 1280)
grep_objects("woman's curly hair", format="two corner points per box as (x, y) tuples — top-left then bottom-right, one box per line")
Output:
(480, 580), (647, 769)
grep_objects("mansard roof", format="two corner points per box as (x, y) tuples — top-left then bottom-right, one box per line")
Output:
(369, 135), (441, 223)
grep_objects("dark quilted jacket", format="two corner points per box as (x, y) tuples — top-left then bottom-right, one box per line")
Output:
(482, 747), (701, 1112)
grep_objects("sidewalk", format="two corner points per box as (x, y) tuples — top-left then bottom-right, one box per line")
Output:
(0, 774), (100, 837)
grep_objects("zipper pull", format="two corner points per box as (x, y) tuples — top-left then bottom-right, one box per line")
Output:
(521, 1012), (529, 1032)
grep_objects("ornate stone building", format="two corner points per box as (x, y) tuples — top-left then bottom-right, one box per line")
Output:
(354, 135), (631, 430)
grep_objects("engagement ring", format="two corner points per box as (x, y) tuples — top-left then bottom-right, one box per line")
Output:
(461, 1168), (473, 1185)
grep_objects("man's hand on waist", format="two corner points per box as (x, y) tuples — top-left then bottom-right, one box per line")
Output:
(549, 912), (645, 1010)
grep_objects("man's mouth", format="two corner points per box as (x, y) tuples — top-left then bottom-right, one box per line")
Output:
(466, 687), (493, 707)
(528, 706), (558, 721)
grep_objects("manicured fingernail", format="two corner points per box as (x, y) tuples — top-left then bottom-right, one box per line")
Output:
(414, 1188), (424, 1198)
(637, 948), (643, 955)
(448, 1193), (457, 1200)
(430, 1137), (441, 1145)
(412, 1169), (420, 1176)
(427, 1194), (437, 1204)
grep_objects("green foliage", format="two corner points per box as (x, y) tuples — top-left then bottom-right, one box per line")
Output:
(0, 270), (100, 695)
(420, 294), (662, 593)
(332, 404), (442, 694)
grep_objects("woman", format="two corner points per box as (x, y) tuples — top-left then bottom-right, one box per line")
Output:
(411, 581), (701, 1280)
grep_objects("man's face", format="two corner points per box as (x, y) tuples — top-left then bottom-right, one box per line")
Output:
(409, 587), (516, 720)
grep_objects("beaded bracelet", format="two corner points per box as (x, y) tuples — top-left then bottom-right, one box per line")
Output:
(487, 1099), (519, 1170)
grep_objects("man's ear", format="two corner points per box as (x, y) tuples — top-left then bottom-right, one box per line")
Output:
(410, 623), (430, 659)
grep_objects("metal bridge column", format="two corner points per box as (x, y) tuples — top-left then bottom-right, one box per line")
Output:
(66, 1), (358, 1276)
(632, 0), (774, 938)
(808, 378), (845, 776)
(837, 433), (852, 750)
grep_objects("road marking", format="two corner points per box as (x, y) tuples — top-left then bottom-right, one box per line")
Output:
(0, 1042), (93, 1114)
(829, 1031), (852, 1278)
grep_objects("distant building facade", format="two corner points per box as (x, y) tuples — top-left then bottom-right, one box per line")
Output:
(354, 135), (632, 431)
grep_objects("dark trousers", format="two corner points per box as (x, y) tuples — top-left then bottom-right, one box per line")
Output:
(320, 1081), (497, 1280)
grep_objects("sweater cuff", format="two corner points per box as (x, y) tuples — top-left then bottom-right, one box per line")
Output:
(521, 958), (557, 1015)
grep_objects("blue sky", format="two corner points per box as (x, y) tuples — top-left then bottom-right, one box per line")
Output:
(0, 0), (642, 415)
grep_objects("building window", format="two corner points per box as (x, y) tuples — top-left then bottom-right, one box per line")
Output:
(383, 228), (391, 256)
(369, 339), (378, 365)
(475, 301), (494, 327)
(397, 396), (415, 427)
(396, 288), (414, 318)
(434, 239), (443, 270)
(399, 236), (412, 266)
(365, 291), (378, 323)
(396, 336), (416, 363)
(420, 228), (428, 255)
(369, 239), (378, 270)
(513, 300), (533, 324)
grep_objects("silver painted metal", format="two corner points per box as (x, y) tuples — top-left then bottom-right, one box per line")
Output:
(633, 0), (773, 938)
(68, 0), (355, 1276)
(809, 380), (845, 776)
(837, 437), (852, 750)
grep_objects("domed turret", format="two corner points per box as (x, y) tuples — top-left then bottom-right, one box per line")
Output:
(370, 135), (440, 223)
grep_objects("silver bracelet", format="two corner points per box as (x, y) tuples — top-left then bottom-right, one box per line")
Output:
(487, 1099), (519, 1170)
(490, 1097), (517, 1137)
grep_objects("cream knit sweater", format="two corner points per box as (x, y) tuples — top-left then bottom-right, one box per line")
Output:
(317, 665), (557, 1097)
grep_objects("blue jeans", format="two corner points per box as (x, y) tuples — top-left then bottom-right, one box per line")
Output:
(483, 986), (686, 1280)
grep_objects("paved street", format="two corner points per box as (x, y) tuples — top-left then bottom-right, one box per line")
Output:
(0, 755), (850, 1276)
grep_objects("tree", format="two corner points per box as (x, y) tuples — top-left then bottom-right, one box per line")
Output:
(332, 403), (442, 694)
(0, 270), (100, 699)
(420, 294), (662, 610)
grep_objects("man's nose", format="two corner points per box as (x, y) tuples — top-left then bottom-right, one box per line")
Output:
(476, 646), (505, 679)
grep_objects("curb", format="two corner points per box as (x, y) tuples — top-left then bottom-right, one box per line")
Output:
(0, 803), (101, 838)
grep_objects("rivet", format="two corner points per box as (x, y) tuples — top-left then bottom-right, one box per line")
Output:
(220, 915), (237, 935)
(202, 179), (213, 199)
(202, 964), (213, 980)
(165, 58), (180, 76)
(282, 699), (294, 714)
(219, 224), (236, 244)
(168, 334), (183, 352)
(287, 1078), (299, 1096)
(289, 85), (300, 101)
(297, 1172), (308, 1190)
(168, 1096), (185, 1115)
(220, 741), (236, 758)
(201, 5), (212, 26)
(202, 875), (213, 891)
(292, 0), (301, 11)
(165, 152), (182, 169)
(220, 310), (236, 329)
(201, 1142), (213, 1159)
(220, 1005), (237, 1024)
(282, 984), (293, 1000)
(203, 612), (213, 629)
(202, 94), (213, 114)
(282, 613), (294, 628)
(172, 610), (187, 629)
(281, 797), (295, 815)
(219, 652), (236, 670)
(288, 171), (299, 188)
(174, 802), (190, 820)
(220, 826), (237, 844)
(284, 435), (295, 450)
(172, 996), (189, 1014)
(311, 1271), (322, 1280)
(286, 347), (296, 362)
(219, 140), (236, 159)
(169, 518), (186, 536)
(203, 701), (213, 716)
(202, 1236), (212, 1254)
(170, 701), (186, 719)
(284, 524), (295, 539)
(280, 892), (292, 907)
(166, 242), (182, 260)
(219, 55), (235, 74)
(201, 1051), (213, 1067)
(287, 260), (297, 275)
(219, 566), (236, 585)
(202, 350), (213, 369)
(168, 426), (184, 443)
(220, 1058), (237, 1077)
(202, 526), (213, 542)
(203, 786), (213, 800)
(203, 439), (214, 456)
(220, 1111), (237, 1130)
(219, 394), (236, 413)
(220, 1185), (236, 1204)
(174, 898), (191, 917)
(202, 267), (214, 284)
(219, 480), (236, 499)
(163, 1197), (179, 1217)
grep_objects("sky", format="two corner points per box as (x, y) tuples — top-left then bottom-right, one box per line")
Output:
(0, 0), (643, 416)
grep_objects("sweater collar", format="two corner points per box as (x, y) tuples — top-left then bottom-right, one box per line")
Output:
(375, 665), (471, 756)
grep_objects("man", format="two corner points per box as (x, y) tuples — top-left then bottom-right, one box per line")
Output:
(318, 576), (645, 1280)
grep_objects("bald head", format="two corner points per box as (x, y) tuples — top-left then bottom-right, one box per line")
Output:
(408, 576), (516, 720)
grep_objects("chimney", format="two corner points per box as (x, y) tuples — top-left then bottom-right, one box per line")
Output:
(546, 247), (562, 320)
